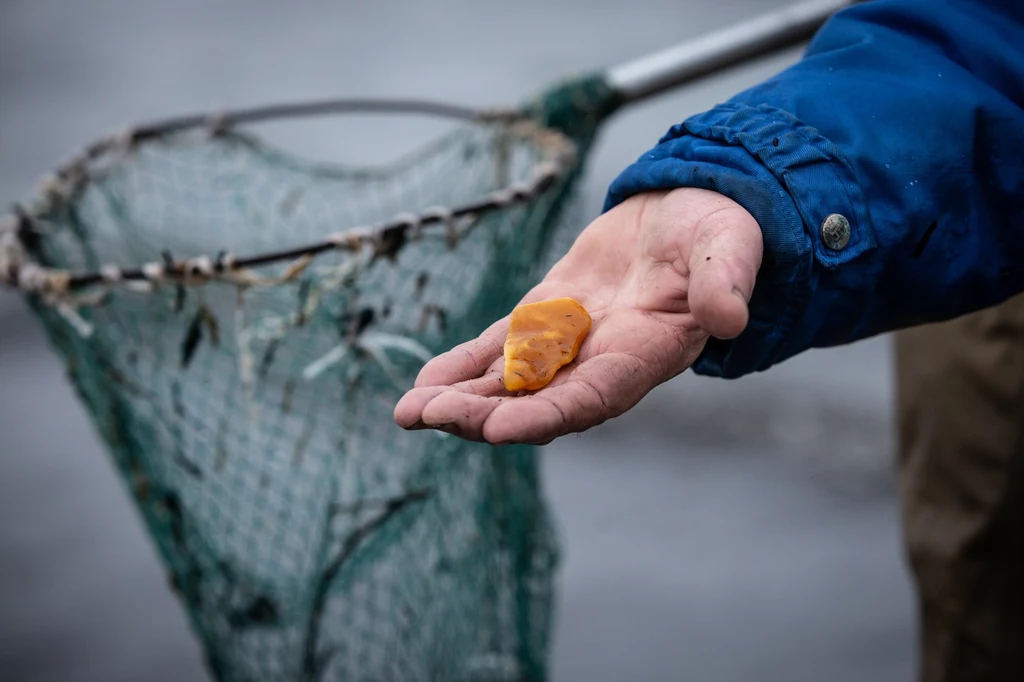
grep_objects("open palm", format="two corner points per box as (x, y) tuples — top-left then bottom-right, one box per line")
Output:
(393, 187), (764, 445)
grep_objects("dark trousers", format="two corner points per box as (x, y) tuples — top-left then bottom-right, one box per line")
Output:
(894, 293), (1024, 681)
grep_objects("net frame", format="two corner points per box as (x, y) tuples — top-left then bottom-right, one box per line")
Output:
(0, 98), (577, 323)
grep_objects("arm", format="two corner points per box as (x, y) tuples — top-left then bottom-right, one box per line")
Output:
(605, 0), (1024, 378)
(394, 0), (1024, 444)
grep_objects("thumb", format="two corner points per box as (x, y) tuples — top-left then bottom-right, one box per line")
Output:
(686, 199), (763, 340)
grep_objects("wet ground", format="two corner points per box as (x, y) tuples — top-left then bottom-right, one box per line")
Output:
(0, 1), (916, 680)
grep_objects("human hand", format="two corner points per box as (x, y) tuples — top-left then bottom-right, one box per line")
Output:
(393, 187), (764, 445)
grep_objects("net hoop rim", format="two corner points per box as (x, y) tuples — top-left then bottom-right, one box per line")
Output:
(0, 96), (578, 309)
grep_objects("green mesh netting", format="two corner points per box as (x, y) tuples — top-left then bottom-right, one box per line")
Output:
(12, 78), (622, 682)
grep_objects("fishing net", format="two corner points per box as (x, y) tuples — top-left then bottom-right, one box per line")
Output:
(1, 80), (620, 682)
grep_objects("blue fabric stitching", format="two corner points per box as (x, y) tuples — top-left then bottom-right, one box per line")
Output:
(680, 103), (877, 269)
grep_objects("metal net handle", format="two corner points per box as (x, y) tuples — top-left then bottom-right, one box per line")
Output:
(0, 99), (578, 306)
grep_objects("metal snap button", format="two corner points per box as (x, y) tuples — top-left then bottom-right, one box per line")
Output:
(820, 213), (851, 250)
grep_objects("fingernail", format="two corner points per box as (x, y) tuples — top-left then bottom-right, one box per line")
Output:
(431, 422), (462, 437)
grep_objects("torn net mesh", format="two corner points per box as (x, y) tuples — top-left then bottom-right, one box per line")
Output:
(23, 117), (592, 682)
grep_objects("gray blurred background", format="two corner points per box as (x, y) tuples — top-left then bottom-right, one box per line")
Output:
(0, 1), (916, 680)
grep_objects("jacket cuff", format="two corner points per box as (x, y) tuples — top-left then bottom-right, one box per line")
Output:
(603, 102), (877, 378)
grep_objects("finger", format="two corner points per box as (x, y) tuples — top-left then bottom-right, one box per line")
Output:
(394, 365), (508, 430)
(420, 392), (508, 442)
(403, 351), (581, 437)
(411, 351), (578, 431)
(687, 207), (763, 339)
(393, 385), (451, 429)
(480, 351), (656, 445)
(414, 316), (508, 387)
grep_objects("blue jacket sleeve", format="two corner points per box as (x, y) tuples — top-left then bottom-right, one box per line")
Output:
(604, 0), (1024, 379)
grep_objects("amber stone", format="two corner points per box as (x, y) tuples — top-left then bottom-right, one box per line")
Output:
(503, 297), (592, 392)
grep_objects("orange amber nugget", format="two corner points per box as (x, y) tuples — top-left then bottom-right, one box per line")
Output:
(503, 297), (592, 392)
